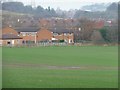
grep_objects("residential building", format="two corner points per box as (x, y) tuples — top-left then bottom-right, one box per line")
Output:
(1, 26), (74, 46)
(0, 27), (22, 46)
(37, 29), (53, 42)
(50, 28), (74, 43)
(15, 27), (39, 44)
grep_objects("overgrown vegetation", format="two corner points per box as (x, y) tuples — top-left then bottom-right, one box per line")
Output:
(99, 26), (118, 43)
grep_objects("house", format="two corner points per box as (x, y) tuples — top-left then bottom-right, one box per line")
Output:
(1, 26), (74, 46)
(18, 27), (74, 44)
(0, 27), (22, 46)
(0, 34), (23, 46)
(50, 28), (74, 43)
(39, 18), (78, 30)
(15, 27), (39, 44)
(2, 27), (18, 35)
(37, 29), (53, 42)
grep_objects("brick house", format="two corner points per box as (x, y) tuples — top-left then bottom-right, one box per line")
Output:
(0, 34), (22, 46)
(37, 29), (53, 42)
(15, 27), (39, 44)
(0, 27), (22, 46)
(1, 26), (74, 46)
(35, 28), (74, 44)
(50, 28), (74, 43)
(2, 27), (18, 35)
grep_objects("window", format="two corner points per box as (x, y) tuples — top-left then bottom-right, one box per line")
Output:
(59, 34), (62, 36)
(31, 33), (36, 36)
(7, 42), (11, 45)
(64, 33), (67, 36)
(53, 33), (58, 36)
(69, 33), (73, 36)
(22, 32), (26, 36)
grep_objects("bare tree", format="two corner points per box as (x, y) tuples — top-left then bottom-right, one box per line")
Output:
(77, 18), (95, 41)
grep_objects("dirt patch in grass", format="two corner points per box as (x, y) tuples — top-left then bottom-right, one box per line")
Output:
(3, 63), (118, 70)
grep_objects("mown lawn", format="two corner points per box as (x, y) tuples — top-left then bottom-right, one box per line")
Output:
(2, 46), (118, 88)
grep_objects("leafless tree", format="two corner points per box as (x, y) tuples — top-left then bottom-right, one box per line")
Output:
(77, 18), (95, 41)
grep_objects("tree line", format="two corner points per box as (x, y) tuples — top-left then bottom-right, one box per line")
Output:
(74, 3), (118, 20)
(1, 2), (58, 18)
(1, 2), (118, 20)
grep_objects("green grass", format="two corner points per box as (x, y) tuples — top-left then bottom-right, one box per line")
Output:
(2, 46), (118, 88)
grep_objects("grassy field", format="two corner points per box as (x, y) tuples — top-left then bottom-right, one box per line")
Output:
(2, 46), (118, 88)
